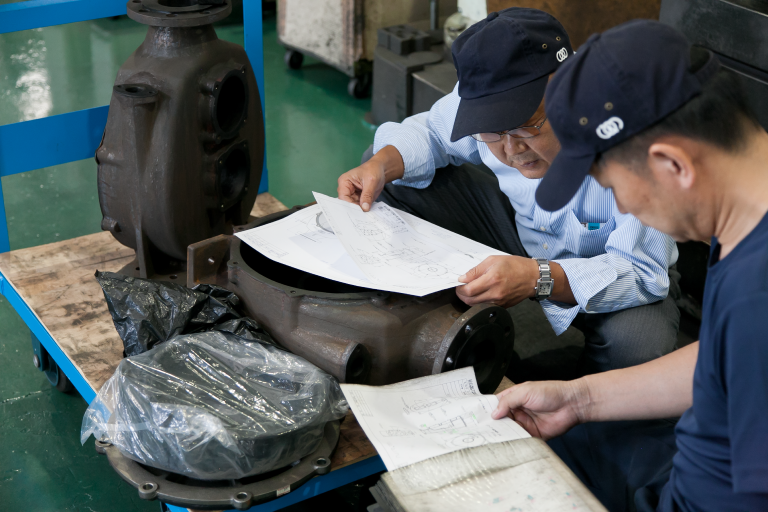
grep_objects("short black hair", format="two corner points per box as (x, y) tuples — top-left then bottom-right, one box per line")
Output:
(599, 47), (762, 170)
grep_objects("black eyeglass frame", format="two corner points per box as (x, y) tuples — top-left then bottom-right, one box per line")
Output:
(471, 116), (548, 143)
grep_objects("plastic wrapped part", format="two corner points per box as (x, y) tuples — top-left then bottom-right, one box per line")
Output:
(95, 271), (275, 356)
(373, 438), (607, 512)
(81, 331), (348, 480)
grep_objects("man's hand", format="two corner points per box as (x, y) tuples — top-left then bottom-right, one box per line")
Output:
(492, 380), (590, 440)
(457, 255), (538, 307)
(457, 256), (576, 307)
(337, 145), (405, 212)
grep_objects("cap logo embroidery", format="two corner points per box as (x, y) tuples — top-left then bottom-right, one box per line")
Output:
(556, 47), (568, 62)
(596, 117), (624, 139)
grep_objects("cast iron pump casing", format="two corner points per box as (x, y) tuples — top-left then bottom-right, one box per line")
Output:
(187, 208), (517, 395)
(97, 0), (264, 280)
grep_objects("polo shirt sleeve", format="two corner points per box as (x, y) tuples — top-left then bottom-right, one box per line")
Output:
(723, 295), (768, 494)
(373, 84), (483, 189)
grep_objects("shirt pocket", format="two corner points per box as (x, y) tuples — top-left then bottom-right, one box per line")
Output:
(562, 210), (616, 258)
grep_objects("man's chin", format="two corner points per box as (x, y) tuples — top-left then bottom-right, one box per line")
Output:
(514, 160), (549, 179)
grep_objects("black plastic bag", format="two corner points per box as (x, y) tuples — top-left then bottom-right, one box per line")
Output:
(95, 271), (275, 356)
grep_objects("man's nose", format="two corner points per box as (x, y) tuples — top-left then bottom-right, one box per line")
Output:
(503, 135), (529, 155)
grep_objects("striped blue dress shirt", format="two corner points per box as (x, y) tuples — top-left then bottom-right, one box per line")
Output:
(374, 85), (679, 335)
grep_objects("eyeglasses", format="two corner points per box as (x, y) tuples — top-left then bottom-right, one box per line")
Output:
(471, 116), (548, 143)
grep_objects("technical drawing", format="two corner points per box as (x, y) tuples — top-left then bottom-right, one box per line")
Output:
(292, 210), (337, 244)
(449, 433), (486, 448)
(356, 252), (382, 266)
(422, 415), (469, 432)
(316, 212), (334, 234)
(414, 263), (448, 277)
(380, 429), (416, 438)
(403, 397), (448, 413)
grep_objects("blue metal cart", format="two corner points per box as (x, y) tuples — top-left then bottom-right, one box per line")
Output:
(0, 1), (385, 510)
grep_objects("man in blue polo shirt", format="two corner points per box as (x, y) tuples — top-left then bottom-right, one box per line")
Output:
(493, 20), (768, 511)
(337, 8), (680, 374)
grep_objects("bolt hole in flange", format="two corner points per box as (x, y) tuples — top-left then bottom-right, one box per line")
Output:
(138, 481), (158, 500)
(114, 83), (158, 99)
(232, 490), (252, 509)
(447, 307), (515, 393)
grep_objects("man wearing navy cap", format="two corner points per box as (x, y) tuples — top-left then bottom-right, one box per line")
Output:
(337, 8), (680, 374)
(494, 20), (768, 511)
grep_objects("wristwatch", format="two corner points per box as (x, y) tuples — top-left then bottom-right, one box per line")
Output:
(531, 258), (554, 301)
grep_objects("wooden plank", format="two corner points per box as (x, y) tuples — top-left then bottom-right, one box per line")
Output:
(0, 193), (288, 392)
(0, 194), (513, 477)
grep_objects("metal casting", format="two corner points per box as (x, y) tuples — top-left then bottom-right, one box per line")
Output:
(97, 0), (264, 280)
(96, 420), (340, 510)
(188, 208), (516, 394)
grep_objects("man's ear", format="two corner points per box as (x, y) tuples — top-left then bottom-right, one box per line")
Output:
(647, 142), (696, 190)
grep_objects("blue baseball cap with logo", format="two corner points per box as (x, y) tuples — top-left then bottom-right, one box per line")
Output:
(535, 19), (721, 212)
(449, 8), (572, 142)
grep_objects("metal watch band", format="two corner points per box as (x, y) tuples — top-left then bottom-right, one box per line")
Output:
(531, 258), (554, 301)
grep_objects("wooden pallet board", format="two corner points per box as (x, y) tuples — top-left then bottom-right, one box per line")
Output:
(0, 192), (514, 473)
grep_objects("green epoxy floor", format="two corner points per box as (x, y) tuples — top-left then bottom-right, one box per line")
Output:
(0, 13), (375, 511)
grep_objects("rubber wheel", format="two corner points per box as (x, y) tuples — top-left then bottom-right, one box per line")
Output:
(347, 74), (371, 99)
(44, 357), (75, 394)
(285, 50), (304, 70)
(55, 367), (75, 394)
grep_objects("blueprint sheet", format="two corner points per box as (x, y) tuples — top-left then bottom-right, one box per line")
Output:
(235, 204), (374, 289)
(340, 368), (531, 471)
(235, 195), (507, 296)
(314, 193), (505, 295)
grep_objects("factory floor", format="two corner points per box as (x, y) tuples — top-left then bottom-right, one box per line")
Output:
(0, 12), (375, 512)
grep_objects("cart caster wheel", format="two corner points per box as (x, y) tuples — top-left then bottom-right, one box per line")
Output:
(285, 49), (304, 70)
(31, 333), (75, 394)
(348, 74), (371, 99)
(47, 362), (75, 394)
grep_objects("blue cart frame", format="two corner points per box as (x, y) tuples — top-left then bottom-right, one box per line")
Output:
(0, 2), (385, 510)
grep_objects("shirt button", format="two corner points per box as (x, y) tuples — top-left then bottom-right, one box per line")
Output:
(540, 226), (547, 231)
(543, 243), (549, 250)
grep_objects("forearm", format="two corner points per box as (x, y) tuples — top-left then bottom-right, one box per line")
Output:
(579, 341), (698, 422)
(371, 145), (405, 183)
(548, 261), (576, 304)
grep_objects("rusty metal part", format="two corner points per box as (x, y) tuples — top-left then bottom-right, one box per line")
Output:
(188, 209), (516, 394)
(97, 0), (264, 281)
(95, 420), (340, 510)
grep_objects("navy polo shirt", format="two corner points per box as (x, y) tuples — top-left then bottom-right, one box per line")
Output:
(663, 212), (768, 510)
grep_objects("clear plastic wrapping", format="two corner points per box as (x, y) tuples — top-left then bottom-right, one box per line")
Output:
(81, 330), (348, 480)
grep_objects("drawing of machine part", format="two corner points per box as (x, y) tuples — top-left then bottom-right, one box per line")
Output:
(402, 397), (449, 414)
(449, 433), (486, 448)
(292, 211), (337, 244)
(349, 212), (408, 241)
(421, 414), (478, 432)
(380, 428), (416, 438)
(316, 212), (334, 234)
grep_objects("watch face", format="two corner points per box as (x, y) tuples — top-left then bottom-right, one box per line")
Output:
(539, 281), (553, 295)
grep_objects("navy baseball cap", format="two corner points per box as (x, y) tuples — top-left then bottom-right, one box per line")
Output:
(535, 20), (721, 212)
(449, 8), (572, 142)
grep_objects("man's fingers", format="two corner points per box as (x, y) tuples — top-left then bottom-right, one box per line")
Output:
(337, 176), (363, 204)
(458, 256), (498, 283)
(492, 388), (528, 419)
(456, 275), (498, 304)
(511, 410), (542, 438)
(359, 177), (381, 212)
